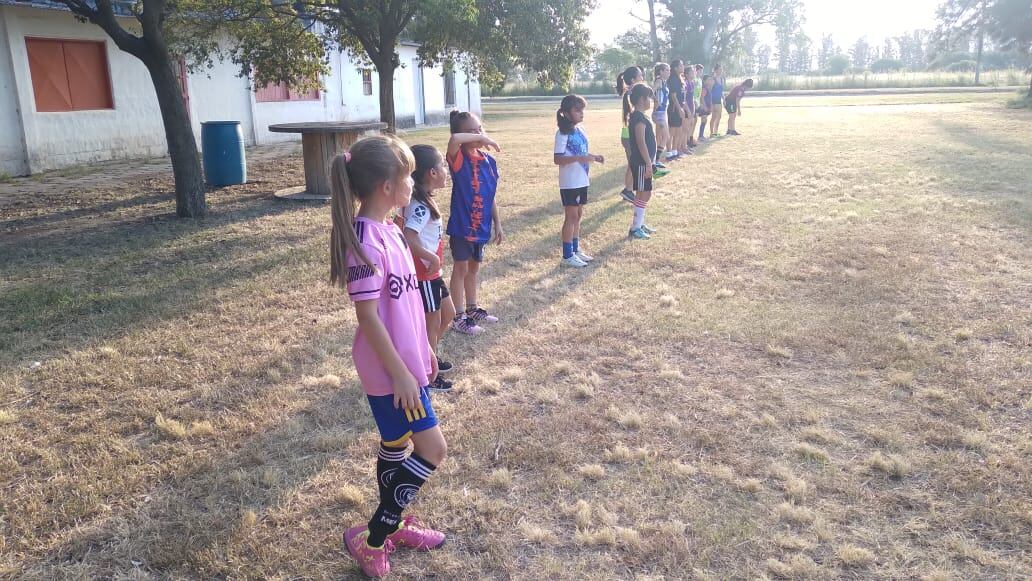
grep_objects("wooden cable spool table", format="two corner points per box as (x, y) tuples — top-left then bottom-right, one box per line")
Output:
(268, 121), (387, 201)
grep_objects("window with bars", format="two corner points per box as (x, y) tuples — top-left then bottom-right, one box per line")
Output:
(25, 38), (113, 112)
(361, 69), (373, 96)
(443, 68), (456, 107)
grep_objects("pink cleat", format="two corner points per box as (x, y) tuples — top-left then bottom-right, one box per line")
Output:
(344, 526), (395, 578)
(451, 316), (484, 335)
(389, 515), (447, 551)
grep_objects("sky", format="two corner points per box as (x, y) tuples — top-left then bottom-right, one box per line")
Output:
(585, 0), (942, 49)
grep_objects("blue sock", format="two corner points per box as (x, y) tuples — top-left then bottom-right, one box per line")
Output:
(572, 238), (579, 253)
(562, 241), (574, 259)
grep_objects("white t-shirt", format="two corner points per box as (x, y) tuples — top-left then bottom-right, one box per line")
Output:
(403, 199), (442, 269)
(554, 127), (590, 190)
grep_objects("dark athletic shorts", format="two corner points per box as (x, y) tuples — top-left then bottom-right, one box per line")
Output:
(367, 386), (438, 447)
(418, 277), (449, 313)
(668, 109), (683, 128)
(450, 236), (485, 262)
(725, 99), (738, 114)
(560, 186), (588, 207)
(630, 164), (653, 193)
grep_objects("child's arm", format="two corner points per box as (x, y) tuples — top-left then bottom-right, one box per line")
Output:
(447, 133), (500, 159)
(403, 228), (441, 275)
(554, 154), (600, 166)
(491, 203), (504, 245)
(354, 300), (421, 410)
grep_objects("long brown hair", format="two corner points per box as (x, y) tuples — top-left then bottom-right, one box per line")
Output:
(329, 134), (415, 286)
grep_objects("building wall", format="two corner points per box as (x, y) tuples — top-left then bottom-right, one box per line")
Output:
(5, 6), (167, 173)
(186, 49), (255, 147)
(0, 8), (28, 176)
(0, 6), (483, 175)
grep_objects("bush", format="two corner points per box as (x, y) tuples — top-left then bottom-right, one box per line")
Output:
(825, 54), (850, 75)
(870, 59), (904, 73)
(1007, 91), (1032, 109)
(946, 60), (977, 72)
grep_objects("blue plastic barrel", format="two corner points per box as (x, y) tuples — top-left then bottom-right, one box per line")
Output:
(201, 121), (247, 186)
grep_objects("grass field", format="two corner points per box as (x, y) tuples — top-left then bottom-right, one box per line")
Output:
(1, 93), (1030, 579)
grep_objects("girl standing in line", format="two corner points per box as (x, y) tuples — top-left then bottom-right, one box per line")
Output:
(618, 66), (645, 202)
(624, 83), (658, 240)
(446, 110), (504, 335)
(709, 64), (726, 137)
(402, 144), (457, 391)
(554, 94), (605, 268)
(652, 63), (672, 165)
(330, 135), (447, 578)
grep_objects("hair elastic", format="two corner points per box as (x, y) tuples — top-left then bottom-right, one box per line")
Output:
(344, 151), (352, 164)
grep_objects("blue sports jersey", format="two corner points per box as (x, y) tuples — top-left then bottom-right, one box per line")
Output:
(654, 82), (669, 113)
(446, 148), (499, 243)
(711, 77), (725, 101)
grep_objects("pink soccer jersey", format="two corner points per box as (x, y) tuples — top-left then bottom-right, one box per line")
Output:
(345, 217), (433, 396)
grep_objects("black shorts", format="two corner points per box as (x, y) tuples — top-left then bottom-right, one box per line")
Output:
(725, 99), (738, 114)
(630, 164), (653, 192)
(560, 186), (588, 207)
(418, 277), (450, 313)
(668, 109), (683, 128)
(449, 236), (485, 262)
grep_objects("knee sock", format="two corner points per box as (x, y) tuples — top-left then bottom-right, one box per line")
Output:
(367, 453), (437, 547)
(562, 241), (574, 259)
(572, 238), (579, 253)
(376, 443), (409, 503)
(631, 199), (648, 230)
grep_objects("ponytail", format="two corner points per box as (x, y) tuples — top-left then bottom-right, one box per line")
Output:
(329, 135), (416, 286)
(616, 66), (639, 96)
(449, 109), (474, 134)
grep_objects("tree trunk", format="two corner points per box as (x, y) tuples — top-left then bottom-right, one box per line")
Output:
(376, 58), (398, 133)
(146, 51), (206, 217)
(974, 27), (984, 85)
(646, 0), (661, 62)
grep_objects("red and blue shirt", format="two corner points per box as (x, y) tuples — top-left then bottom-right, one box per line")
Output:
(446, 148), (499, 244)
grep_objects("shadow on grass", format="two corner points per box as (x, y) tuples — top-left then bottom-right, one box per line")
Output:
(0, 192), (315, 365)
(924, 118), (1032, 232)
(25, 188), (634, 578)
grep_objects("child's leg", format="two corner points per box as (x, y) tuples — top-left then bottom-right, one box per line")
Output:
(631, 190), (653, 230)
(624, 166), (633, 191)
(698, 115), (708, 139)
(561, 205), (578, 258)
(449, 260), (468, 319)
(424, 310), (441, 351)
(711, 108), (721, 134)
(438, 296), (455, 343)
(464, 260), (480, 312)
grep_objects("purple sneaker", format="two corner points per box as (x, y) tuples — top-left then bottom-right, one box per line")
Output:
(467, 307), (498, 324)
(451, 316), (484, 335)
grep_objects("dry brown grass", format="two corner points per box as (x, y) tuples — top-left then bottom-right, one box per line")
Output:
(2, 94), (1030, 579)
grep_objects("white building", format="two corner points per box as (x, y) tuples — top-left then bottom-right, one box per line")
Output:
(0, 1), (481, 177)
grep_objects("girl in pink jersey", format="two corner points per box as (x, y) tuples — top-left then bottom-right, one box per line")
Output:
(329, 135), (447, 578)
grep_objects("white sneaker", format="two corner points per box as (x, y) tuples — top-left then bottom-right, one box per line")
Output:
(562, 255), (588, 268)
(575, 251), (594, 262)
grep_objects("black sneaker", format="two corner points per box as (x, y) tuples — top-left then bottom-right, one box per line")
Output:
(437, 358), (453, 375)
(620, 189), (635, 203)
(428, 376), (453, 393)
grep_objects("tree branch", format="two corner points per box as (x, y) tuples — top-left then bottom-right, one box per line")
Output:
(58, 0), (146, 57)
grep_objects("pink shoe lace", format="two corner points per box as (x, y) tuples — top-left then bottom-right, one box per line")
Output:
(344, 526), (395, 578)
(389, 515), (446, 551)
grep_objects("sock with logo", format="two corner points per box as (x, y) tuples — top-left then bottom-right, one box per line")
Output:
(366, 453), (437, 547)
(376, 443), (408, 503)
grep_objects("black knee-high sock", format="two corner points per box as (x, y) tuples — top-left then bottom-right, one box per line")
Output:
(377, 443), (408, 503)
(367, 453), (437, 547)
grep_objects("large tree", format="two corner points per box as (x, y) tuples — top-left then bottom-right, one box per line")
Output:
(934, 0), (991, 83)
(986, 0), (1032, 96)
(299, 0), (595, 131)
(659, 0), (803, 65)
(57, 0), (325, 218)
